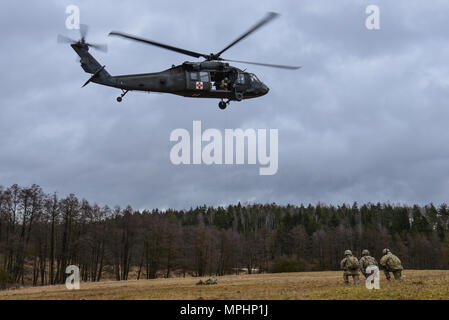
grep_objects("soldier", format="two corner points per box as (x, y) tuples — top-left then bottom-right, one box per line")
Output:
(379, 248), (403, 280)
(359, 249), (378, 278)
(340, 250), (360, 285)
(220, 77), (229, 90)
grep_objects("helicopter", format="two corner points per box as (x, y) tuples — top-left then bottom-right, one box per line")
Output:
(57, 12), (300, 109)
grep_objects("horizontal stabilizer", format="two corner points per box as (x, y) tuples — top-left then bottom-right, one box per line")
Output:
(82, 65), (106, 87)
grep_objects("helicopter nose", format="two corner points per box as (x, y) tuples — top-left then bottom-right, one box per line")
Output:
(262, 85), (269, 95)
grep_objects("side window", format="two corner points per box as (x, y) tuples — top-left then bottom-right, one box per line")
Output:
(190, 72), (199, 81)
(236, 73), (245, 84)
(200, 72), (210, 82)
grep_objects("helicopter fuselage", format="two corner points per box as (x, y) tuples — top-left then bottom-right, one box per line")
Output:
(72, 42), (269, 107)
(102, 61), (269, 101)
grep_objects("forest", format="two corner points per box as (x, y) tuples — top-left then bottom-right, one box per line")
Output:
(0, 184), (448, 287)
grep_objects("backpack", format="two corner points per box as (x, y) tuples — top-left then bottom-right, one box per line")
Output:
(346, 256), (359, 270)
(364, 256), (377, 267)
(386, 254), (402, 270)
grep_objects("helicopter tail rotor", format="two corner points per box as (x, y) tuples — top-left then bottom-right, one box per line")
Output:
(57, 24), (108, 53)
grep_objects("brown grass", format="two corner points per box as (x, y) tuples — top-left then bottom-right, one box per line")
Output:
(1, 270), (449, 300)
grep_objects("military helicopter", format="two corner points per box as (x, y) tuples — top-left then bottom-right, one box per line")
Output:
(57, 12), (300, 109)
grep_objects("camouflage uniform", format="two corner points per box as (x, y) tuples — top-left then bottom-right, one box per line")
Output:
(196, 278), (218, 285)
(340, 250), (360, 285)
(359, 249), (378, 278)
(379, 248), (403, 280)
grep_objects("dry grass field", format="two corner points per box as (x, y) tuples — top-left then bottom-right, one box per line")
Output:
(1, 270), (449, 300)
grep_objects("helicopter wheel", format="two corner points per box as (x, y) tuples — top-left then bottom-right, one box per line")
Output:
(218, 101), (227, 110)
(116, 89), (129, 102)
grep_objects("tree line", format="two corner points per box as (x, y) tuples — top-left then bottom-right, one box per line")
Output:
(0, 184), (448, 287)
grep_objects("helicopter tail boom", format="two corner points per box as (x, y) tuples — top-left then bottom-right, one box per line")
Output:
(71, 44), (113, 86)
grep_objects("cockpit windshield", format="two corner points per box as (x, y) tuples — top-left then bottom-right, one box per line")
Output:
(249, 73), (264, 88)
(249, 73), (260, 84)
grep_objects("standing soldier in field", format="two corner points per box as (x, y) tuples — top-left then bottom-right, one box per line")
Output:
(340, 250), (360, 285)
(379, 248), (403, 280)
(359, 249), (378, 278)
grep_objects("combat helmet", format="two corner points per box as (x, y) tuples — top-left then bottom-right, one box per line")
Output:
(344, 249), (352, 256)
(382, 248), (390, 255)
(362, 249), (370, 256)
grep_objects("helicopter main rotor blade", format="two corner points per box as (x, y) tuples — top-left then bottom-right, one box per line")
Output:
(221, 58), (301, 70)
(214, 12), (279, 58)
(109, 31), (207, 59)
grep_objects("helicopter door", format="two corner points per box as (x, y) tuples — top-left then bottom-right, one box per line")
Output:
(187, 71), (211, 91)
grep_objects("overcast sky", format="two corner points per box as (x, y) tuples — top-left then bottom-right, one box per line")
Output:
(1, 0), (449, 210)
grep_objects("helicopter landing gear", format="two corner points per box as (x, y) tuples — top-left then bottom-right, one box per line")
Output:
(218, 99), (230, 110)
(117, 89), (129, 102)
